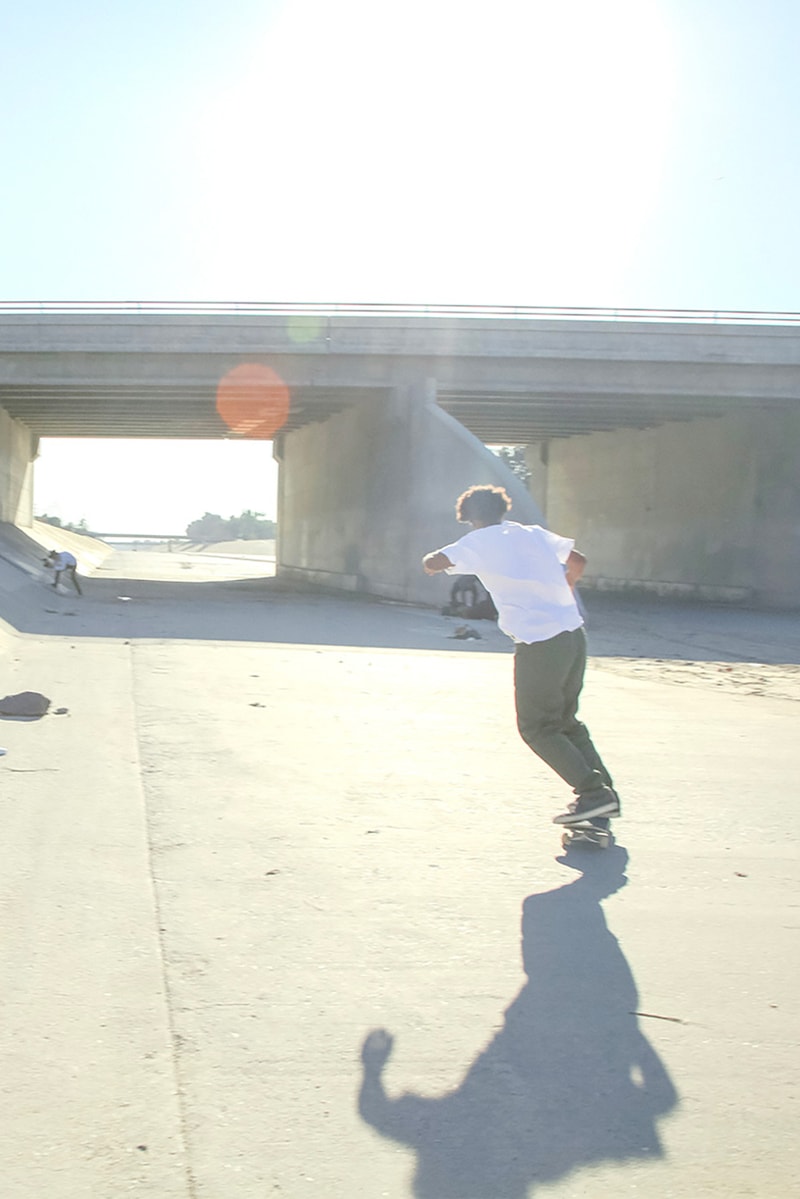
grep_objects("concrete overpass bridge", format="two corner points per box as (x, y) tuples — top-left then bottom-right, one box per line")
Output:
(1, 302), (799, 606)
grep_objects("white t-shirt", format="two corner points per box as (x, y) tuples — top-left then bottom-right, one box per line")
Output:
(439, 521), (583, 644)
(51, 551), (77, 569)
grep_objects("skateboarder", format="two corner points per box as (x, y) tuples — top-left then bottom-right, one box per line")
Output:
(422, 484), (619, 826)
(45, 549), (83, 595)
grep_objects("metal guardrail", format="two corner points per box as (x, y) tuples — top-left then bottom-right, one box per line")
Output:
(0, 300), (799, 325)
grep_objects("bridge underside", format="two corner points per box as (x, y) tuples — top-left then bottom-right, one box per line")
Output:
(0, 377), (760, 442)
(1, 360), (797, 443)
(0, 380), (381, 439)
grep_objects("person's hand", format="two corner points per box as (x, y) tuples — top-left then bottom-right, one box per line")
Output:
(361, 1028), (394, 1068)
(422, 552), (453, 575)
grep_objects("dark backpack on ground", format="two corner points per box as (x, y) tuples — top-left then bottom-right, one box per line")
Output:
(441, 575), (498, 621)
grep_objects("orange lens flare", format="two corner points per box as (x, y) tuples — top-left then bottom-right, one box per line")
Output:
(216, 364), (290, 439)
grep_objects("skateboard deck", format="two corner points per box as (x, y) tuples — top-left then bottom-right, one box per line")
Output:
(561, 817), (613, 850)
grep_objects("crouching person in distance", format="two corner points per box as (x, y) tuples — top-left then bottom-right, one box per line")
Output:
(45, 550), (83, 596)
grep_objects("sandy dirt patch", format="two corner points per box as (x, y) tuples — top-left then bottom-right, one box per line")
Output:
(581, 592), (800, 702)
(593, 656), (800, 702)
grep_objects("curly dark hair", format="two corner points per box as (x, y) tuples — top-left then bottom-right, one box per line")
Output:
(455, 484), (512, 524)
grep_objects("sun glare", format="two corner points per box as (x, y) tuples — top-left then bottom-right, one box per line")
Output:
(185, 0), (676, 303)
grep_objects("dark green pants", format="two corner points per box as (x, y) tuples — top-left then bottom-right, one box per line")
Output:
(514, 627), (613, 795)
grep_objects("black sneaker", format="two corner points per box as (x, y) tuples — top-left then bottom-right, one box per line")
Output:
(553, 788), (620, 825)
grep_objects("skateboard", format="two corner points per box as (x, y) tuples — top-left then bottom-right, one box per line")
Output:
(560, 816), (613, 850)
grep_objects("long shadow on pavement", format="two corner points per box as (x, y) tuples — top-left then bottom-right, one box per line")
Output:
(359, 847), (678, 1197)
(0, 568), (512, 652)
(2, 548), (798, 662)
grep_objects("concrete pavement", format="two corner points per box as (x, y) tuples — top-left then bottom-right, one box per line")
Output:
(0, 547), (798, 1197)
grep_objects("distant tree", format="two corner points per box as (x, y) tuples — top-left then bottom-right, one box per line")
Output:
(228, 509), (275, 540)
(186, 512), (230, 542)
(36, 513), (95, 535)
(241, 513), (274, 539)
(185, 510), (276, 542)
(492, 445), (532, 485)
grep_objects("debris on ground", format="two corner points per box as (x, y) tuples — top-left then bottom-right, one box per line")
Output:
(0, 691), (51, 719)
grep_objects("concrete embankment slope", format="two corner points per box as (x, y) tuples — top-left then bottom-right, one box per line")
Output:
(0, 520), (113, 576)
(185, 537), (275, 559)
(0, 523), (109, 646)
(28, 519), (113, 572)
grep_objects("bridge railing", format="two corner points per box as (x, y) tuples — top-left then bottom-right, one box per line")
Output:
(1, 300), (800, 325)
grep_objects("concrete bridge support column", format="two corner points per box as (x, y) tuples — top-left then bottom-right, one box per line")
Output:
(0, 407), (36, 527)
(524, 411), (800, 609)
(276, 381), (542, 606)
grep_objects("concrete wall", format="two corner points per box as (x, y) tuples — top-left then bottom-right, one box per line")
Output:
(277, 384), (542, 606)
(0, 408), (35, 527)
(525, 411), (800, 607)
(749, 410), (800, 607)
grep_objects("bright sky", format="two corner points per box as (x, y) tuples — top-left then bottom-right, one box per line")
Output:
(33, 439), (277, 534)
(3, 0), (799, 531)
